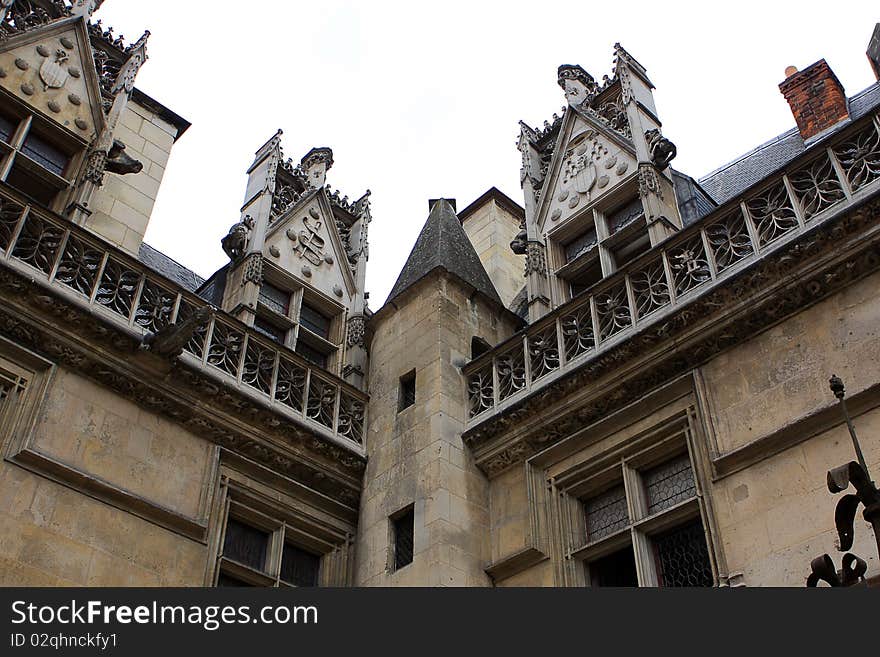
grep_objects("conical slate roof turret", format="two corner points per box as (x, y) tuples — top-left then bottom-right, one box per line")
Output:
(387, 199), (502, 305)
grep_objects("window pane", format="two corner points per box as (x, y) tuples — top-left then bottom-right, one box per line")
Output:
(254, 315), (286, 344)
(0, 113), (16, 144)
(643, 454), (696, 515)
(299, 303), (331, 339)
(222, 519), (269, 572)
(607, 198), (644, 235)
(590, 545), (638, 587)
(21, 133), (68, 176)
(654, 520), (713, 587)
(565, 225), (598, 263)
(280, 544), (320, 587)
(259, 282), (290, 315)
(584, 485), (629, 542)
(393, 507), (414, 570)
(294, 340), (328, 369)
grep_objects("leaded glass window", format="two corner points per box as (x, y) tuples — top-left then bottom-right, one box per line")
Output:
(299, 303), (331, 339)
(643, 453), (697, 515)
(393, 506), (414, 571)
(258, 282), (290, 316)
(216, 505), (325, 588)
(578, 443), (715, 588)
(654, 520), (714, 588)
(585, 485), (629, 542)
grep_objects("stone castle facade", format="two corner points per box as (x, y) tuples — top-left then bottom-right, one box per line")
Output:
(0, 1), (878, 587)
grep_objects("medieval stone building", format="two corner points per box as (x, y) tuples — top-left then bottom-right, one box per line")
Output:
(0, 2), (878, 587)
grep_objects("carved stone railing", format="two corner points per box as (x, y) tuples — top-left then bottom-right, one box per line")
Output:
(465, 113), (880, 425)
(0, 185), (367, 451)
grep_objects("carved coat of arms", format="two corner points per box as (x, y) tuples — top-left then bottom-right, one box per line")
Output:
(39, 49), (69, 91)
(293, 210), (326, 267)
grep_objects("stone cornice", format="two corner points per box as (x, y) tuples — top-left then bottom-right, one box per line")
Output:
(465, 194), (880, 477)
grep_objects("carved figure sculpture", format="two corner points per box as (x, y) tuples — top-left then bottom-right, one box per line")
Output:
(221, 215), (254, 261)
(105, 139), (143, 175)
(645, 128), (677, 171)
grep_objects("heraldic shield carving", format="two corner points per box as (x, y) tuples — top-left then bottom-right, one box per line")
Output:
(39, 49), (70, 91)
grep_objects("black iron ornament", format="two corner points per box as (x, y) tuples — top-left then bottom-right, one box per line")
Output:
(806, 376), (880, 587)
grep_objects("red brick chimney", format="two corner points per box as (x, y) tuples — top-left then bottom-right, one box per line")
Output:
(779, 59), (849, 141)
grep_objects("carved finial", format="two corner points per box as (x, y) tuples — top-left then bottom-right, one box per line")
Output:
(111, 30), (150, 96)
(557, 64), (598, 107)
(71, 0), (105, 20)
(301, 147), (334, 189)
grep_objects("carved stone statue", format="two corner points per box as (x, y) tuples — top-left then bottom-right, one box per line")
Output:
(221, 215), (254, 261)
(105, 139), (143, 175)
(645, 128), (677, 171)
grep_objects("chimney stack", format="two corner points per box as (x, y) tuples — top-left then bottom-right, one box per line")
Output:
(868, 23), (880, 81)
(779, 59), (849, 141)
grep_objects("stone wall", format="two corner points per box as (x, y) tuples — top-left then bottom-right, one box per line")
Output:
(461, 197), (525, 309)
(0, 364), (213, 586)
(88, 99), (182, 255)
(701, 269), (880, 455)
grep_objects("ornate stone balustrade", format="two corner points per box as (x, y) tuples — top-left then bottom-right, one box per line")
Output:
(465, 113), (880, 427)
(0, 186), (367, 450)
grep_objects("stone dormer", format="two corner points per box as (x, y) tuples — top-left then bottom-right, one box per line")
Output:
(516, 45), (684, 322)
(0, 1), (189, 254)
(210, 131), (371, 389)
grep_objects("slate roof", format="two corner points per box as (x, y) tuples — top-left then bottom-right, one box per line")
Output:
(700, 82), (880, 204)
(138, 242), (204, 292)
(387, 198), (502, 306)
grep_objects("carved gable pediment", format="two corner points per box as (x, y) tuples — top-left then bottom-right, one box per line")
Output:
(536, 110), (637, 233)
(264, 190), (357, 304)
(0, 16), (105, 141)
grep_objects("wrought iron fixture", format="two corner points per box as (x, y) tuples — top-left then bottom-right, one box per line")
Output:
(806, 376), (880, 587)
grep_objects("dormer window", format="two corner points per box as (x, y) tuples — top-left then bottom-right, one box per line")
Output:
(550, 188), (656, 301)
(251, 275), (342, 374)
(0, 108), (81, 211)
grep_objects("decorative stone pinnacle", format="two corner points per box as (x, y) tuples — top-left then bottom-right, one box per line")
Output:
(301, 147), (334, 172)
(557, 64), (595, 90)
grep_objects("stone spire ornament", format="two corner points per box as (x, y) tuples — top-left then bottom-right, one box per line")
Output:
(70, 0), (106, 19)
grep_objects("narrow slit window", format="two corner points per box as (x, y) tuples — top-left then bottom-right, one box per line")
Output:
(398, 370), (416, 412)
(392, 506), (414, 571)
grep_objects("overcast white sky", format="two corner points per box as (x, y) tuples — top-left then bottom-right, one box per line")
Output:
(97, 1), (879, 307)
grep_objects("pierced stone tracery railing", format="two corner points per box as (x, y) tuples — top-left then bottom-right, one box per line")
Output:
(0, 186), (367, 449)
(465, 114), (880, 423)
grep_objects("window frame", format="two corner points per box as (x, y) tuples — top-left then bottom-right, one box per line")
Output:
(546, 181), (653, 303)
(398, 369), (416, 413)
(210, 479), (340, 589)
(0, 100), (84, 213)
(567, 427), (716, 588)
(389, 504), (415, 572)
(251, 269), (344, 375)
